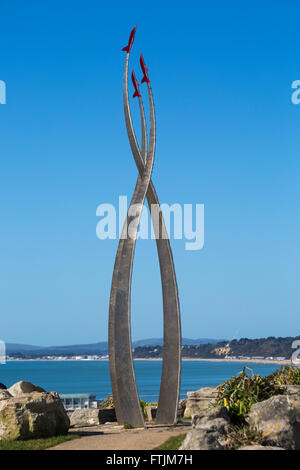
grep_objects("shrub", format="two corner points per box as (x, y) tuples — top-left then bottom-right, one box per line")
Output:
(269, 365), (300, 385)
(123, 423), (133, 429)
(214, 367), (280, 424)
(225, 425), (263, 450)
(140, 399), (148, 419)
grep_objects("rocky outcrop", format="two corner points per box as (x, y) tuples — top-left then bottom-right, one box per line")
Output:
(0, 391), (69, 440)
(177, 399), (187, 419)
(99, 394), (114, 408)
(70, 409), (101, 427)
(0, 383), (6, 390)
(281, 385), (300, 396)
(8, 381), (45, 397)
(184, 387), (217, 418)
(0, 390), (12, 401)
(145, 406), (157, 421)
(247, 395), (300, 450)
(180, 407), (230, 450)
(70, 408), (116, 427)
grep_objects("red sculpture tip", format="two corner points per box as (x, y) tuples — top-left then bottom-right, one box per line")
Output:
(140, 53), (150, 83)
(122, 25), (137, 53)
(131, 69), (141, 98)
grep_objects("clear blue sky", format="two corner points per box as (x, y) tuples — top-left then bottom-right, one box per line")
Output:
(1, 1), (299, 345)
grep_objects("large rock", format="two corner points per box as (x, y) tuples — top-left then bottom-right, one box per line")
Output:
(184, 387), (217, 418)
(70, 409), (101, 427)
(0, 391), (70, 440)
(0, 383), (6, 390)
(8, 381), (45, 397)
(146, 399), (186, 422)
(0, 390), (12, 401)
(180, 406), (230, 450)
(247, 395), (300, 450)
(180, 429), (224, 450)
(177, 399), (187, 419)
(99, 394), (114, 408)
(281, 385), (300, 396)
(145, 406), (157, 422)
(70, 408), (116, 427)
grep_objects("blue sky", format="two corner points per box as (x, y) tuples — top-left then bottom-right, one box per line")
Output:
(0, 1), (299, 345)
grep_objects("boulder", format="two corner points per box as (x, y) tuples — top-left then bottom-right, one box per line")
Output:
(180, 428), (224, 450)
(8, 381), (45, 397)
(0, 391), (70, 440)
(281, 385), (300, 396)
(184, 387), (217, 418)
(247, 395), (300, 450)
(177, 399), (187, 419)
(70, 408), (116, 427)
(192, 406), (230, 430)
(0, 390), (12, 401)
(180, 406), (230, 450)
(0, 383), (6, 390)
(99, 394), (114, 408)
(145, 406), (157, 422)
(70, 409), (101, 427)
(238, 445), (286, 450)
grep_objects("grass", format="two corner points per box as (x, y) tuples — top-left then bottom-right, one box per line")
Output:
(153, 433), (187, 450)
(214, 365), (300, 425)
(211, 365), (300, 448)
(123, 423), (133, 429)
(225, 425), (263, 450)
(270, 365), (300, 385)
(0, 434), (79, 450)
(213, 367), (282, 424)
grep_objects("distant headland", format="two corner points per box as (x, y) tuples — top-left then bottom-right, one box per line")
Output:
(4, 336), (299, 364)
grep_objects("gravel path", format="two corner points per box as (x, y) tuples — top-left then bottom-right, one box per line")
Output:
(48, 423), (190, 451)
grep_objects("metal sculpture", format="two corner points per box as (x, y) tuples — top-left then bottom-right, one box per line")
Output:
(108, 26), (182, 428)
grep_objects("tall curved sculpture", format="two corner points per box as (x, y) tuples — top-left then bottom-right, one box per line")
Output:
(109, 27), (182, 427)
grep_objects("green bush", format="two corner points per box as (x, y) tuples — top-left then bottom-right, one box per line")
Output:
(123, 423), (133, 429)
(269, 365), (300, 385)
(212, 365), (300, 446)
(214, 367), (280, 424)
(140, 399), (148, 419)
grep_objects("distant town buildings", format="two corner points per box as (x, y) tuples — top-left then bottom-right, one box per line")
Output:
(5, 355), (108, 361)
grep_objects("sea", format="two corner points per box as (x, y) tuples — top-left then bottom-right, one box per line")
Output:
(0, 360), (283, 402)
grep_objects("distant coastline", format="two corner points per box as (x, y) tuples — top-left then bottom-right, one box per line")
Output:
(6, 357), (292, 365)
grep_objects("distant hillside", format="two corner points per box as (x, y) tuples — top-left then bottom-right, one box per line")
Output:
(133, 336), (300, 360)
(5, 338), (224, 357)
(5, 343), (43, 353)
(132, 338), (223, 347)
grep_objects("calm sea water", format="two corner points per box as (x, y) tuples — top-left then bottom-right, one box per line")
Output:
(0, 360), (282, 402)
